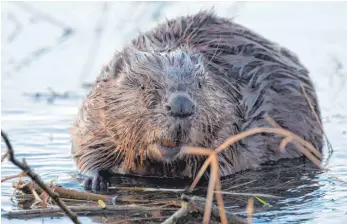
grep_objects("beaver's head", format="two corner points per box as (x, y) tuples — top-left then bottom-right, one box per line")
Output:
(100, 47), (238, 167)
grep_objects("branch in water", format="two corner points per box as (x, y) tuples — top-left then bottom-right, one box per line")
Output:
(162, 194), (246, 224)
(2, 204), (177, 219)
(1, 130), (82, 224)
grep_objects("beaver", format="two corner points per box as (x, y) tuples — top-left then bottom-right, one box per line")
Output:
(70, 10), (323, 191)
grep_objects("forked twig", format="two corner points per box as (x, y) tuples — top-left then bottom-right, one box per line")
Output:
(183, 115), (323, 224)
(185, 124), (323, 191)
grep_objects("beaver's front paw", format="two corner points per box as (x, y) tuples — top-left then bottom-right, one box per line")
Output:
(83, 170), (111, 191)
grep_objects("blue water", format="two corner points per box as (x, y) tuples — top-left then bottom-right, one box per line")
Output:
(1, 2), (347, 223)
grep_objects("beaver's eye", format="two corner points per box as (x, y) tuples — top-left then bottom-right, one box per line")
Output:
(140, 84), (145, 91)
(198, 81), (202, 89)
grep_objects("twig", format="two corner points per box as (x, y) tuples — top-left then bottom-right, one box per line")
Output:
(247, 198), (254, 224)
(1, 150), (9, 162)
(254, 196), (270, 207)
(2, 204), (177, 219)
(13, 180), (182, 208)
(213, 191), (283, 199)
(108, 186), (188, 193)
(225, 180), (256, 191)
(184, 125), (323, 191)
(161, 194), (245, 224)
(161, 200), (190, 224)
(264, 116), (323, 168)
(30, 186), (43, 209)
(217, 121), (322, 159)
(301, 84), (334, 165)
(1, 172), (27, 183)
(10, 175), (25, 202)
(185, 195), (246, 224)
(14, 180), (112, 203)
(203, 153), (218, 224)
(280, 136), (293, 152)
(213, 156), (228, 224)
(301, 85), (326, 138)
(1, 130), (81, 224)
(111, 217), (167, 224)
(267, 107), (346, 185)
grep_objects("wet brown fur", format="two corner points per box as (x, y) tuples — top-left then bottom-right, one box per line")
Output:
(70, 10), (323, 179)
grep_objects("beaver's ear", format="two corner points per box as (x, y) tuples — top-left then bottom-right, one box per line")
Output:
(109, 52), (127, 79)
(110, 48), (150, 78)
(190, 53), (204, 74)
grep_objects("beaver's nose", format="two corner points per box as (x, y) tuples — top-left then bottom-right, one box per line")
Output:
(165, 93), (195, 118)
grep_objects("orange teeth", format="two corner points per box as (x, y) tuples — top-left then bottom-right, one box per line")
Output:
(162, 140), (177, 148)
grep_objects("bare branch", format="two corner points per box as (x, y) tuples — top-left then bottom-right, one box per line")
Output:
(108, 186), (187, 193)
(3, 204), (177, 219)
(247, 198), (254, 224)
(184, 195), (246, 224)
(1, 150), (9, 162)
(161, 201), (190, 224)
(1, 172), (27, 183)
(1, 130), (81, 224)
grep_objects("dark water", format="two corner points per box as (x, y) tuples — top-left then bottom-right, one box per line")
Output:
(1, 2), (347, 224)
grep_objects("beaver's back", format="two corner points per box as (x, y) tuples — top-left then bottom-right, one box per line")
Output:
(132, 10), (307, 81)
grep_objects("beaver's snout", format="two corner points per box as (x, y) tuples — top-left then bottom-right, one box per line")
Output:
(165, 93), (195, 118)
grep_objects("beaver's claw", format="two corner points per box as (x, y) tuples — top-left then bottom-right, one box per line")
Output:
(83, 170), (111, 191)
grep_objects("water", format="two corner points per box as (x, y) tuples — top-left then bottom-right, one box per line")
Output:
(1, 2), (347, 223)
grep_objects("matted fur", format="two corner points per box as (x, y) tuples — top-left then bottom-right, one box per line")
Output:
(70, 10), (323, 179)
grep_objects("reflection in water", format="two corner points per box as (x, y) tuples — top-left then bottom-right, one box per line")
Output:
(220, 160), (323, 223)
